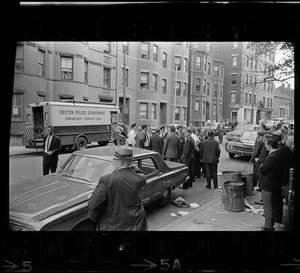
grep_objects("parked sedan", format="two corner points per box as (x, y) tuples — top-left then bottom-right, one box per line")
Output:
(9, 146), (189, 231)
(225, 130), (257, 158)
(225, 124), (260, 142)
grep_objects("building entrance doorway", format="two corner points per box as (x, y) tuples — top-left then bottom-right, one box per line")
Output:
(160, 103), (167, 125)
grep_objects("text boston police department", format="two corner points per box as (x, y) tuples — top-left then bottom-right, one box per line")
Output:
(59, 109), (106, 121)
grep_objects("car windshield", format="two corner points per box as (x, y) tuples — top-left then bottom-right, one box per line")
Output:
(58, 154), (114, 185)
(240, 131), (257, 141)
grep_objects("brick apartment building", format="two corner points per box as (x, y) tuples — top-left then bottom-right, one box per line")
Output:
(11, 42), (189, 146)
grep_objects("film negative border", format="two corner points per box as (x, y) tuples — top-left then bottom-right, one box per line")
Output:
(3, 232), (300, 272)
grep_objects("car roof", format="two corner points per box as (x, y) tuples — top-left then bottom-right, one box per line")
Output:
(73, 146), (157, 159)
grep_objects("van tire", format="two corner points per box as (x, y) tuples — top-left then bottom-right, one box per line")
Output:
(229, 153), (235, 158)
(75, 137), (88, 150)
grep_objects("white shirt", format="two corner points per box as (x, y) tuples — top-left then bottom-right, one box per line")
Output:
(44, 135), (53, 153)
(128, 129), (137, 146)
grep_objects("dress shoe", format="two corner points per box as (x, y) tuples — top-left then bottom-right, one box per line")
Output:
(214, 186), (218, 189)
(255, 200), (263, 205)
(205, 185), (211, 189)
(179, 186), (189, 189)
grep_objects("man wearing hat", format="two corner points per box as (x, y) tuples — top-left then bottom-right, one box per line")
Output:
(88, 146), (148, 231)
(128, 123), (138, 147)
(272, 130), (293, 224)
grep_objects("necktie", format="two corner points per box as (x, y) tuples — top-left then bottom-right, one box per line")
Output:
(46, 136), (50, 151)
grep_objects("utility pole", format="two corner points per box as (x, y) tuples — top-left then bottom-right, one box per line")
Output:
(123, 48), (126, 125)
(251, 83), (254, 124)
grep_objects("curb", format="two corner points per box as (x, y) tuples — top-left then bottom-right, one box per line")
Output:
(159, 195), (222, 231)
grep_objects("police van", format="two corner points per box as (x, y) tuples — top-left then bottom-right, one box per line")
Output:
(25, 100), (122, 151)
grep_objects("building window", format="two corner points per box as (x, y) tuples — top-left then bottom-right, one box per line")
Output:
(268, 82), (270, 91)
(153, 45), (158, 62)
(195, 101), (200, 114)
(203, 79), (206, 93)
(103, 67), (111, 88)
(175, 107), (180, 121)
(196, 78), (201, 92)
(263, 80), (266, 90)
(231, 93), (236, 103)
(245, 93), (248, 104)
(122, 68), (128, 87)
(123, 42), (129, 55)
(176, 81), (181, 96)
(232, 56), (237, 66)
(255, 59), (258, 70)
(250, 75), (252, 85)
(215, 65), (219, 77)
(15, 45), (23, 72)
(270, 98), (272, 107)
(263, 97), (266, 105)
(246, 55), (249, 67)
(220, 66), (223, 78)
(162, 79), (167, 94)
(254, 95), (256, 104)
(184, 58), (188, 72)
(153, 74), (158, 91)
(141, 43), (149, 59)
(11, 93), (23, 121)
(61, 56), (73, 80)
(38, 49), (45, 77)
(84, 60), (88, 83)
(175, 56), (181, 70)
(207, 62), (210, 75)
(207, 82), (210, 95)
(267, 98), (270, 107)
(104, 42), (111, 53)
(220, 85), (223, 98)
(202, 101), (206, 116)
(249, 94), (252, 104)
(250, 57), (253, 68)
(245, 74), (249, 85)
(162, 52), (167, 68)
(196, 56), (201, 69)
(139, 103), (148, 119)
(151, 103), (157, 119)
(233, 42), (238, 48)
(183, 82), (187, 96)
(254, 76), (257, 87)
(214, 84), (218, 97)
(204, 57), (207, 70)
(183, 107), (187, 121)
(231, 73), (237, 85)
(140, 72), (149, 89)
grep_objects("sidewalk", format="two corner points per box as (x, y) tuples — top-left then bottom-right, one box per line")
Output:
(9, 145), (42, 156)
(159, 185), (292, 231)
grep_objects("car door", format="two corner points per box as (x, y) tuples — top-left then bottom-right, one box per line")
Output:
(132, 157), (164, 206)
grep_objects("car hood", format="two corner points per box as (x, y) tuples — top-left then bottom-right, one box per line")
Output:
(228, 138), (255, 146)
(9, 174), (95, 223)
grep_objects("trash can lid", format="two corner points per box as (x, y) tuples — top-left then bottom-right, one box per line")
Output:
(225, 181), (244, 186)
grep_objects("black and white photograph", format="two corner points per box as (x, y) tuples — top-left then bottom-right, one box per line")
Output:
(9, 41), (294, 232)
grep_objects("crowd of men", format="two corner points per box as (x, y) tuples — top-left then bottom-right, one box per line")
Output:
(127, 122), (222, 190)
(249, 121), (294, 231)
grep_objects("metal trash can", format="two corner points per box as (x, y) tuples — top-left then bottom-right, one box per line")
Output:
(241, 172), (253, 196)
(224, 181), (245, 212)
(222, 171), (242, 203)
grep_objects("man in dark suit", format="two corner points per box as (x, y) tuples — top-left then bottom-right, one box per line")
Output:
(43, 125), (61, 175)
(135, 124), (147, 148)
(200, 130), (221, 189)
(162, 125), (180, 162)
(150, 128), (164, 155)
(88, 146), (148, 231)
(258, 137), (281, 231)
(180, 128), (195, 189)
(249, 130), (266, 188)
(271, 131), (293, 224)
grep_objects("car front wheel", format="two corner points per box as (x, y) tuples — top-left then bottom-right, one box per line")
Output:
(229, 153), (235, 158)
(159, 187), (171, 206)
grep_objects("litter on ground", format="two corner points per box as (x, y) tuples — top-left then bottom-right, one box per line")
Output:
(172, 197), (190, 207)
(178, 211), (189, 216)
(244, 198), (264, 214)
(170, 213), (177, 217)
(190, 203), (200, 208)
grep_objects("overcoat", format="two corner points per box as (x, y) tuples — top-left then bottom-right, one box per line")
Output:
(88, 168), (148, 231)
(200, 137), (220, 164)
(162, 132), (180, 159)
(150, 133), (164, 155)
